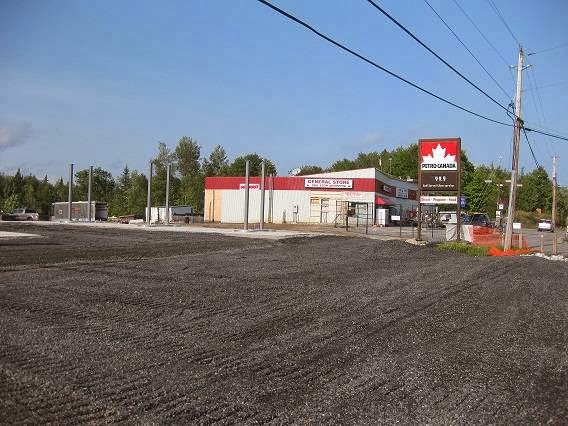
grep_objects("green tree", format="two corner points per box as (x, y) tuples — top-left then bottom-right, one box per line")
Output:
(174, 137), (203, 211)
(329, 158), (355, 172)
(462, 165), (507, 214)
(556, 186), (568, 226)
(227, 153), (276, 176)
(202, 145), (229, 177)
(390, 144), (419, 179)
(7, 169), (24, 207)
(127, 170), (149, 218)
(53, 177), (68, 202)
(151, 142), (176, 206)
(517, 167), (552, 213)
(22, 175), (39, 209)
(353, 151), (384, 170)
(2, 194), (18, 213)
(297, 165), (324, 175)
(75, 167), (115, 202)
(36, 176), (55, 216)
(175, 137), (201, 177)
(109, 166), (132, 216)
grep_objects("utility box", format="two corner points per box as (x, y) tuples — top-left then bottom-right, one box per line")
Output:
(145, 205), (194, 224)
(52, 201), (108, 221)
(376, 208), (389, 226)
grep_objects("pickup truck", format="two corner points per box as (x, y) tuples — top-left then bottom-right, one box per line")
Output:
(537, 219), (554, 232)
(10, 208), (39, 221)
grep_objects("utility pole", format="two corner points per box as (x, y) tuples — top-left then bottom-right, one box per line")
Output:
(552, 156), (557, 229)
(243, 160), (250, 231)
(165, 162), (171, 225)
(146, 161), (153, 226)
(68, 163), (74, 222)
(87, 165), (93, 222)
(504, 47), (524, 250)
(260, 161), (265, 230)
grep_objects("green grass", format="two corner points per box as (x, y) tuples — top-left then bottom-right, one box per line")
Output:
(435, 241), (489, 256)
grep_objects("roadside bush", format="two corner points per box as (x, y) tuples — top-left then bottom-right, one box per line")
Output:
(436, 241), (489, 256)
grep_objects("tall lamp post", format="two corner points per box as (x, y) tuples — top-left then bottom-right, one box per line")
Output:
(165, 161), (178, 225)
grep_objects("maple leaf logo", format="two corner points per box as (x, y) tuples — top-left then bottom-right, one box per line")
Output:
(422, 144), (456, 164)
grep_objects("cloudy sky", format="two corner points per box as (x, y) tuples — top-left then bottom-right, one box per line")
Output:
(1, 0), (567, 184)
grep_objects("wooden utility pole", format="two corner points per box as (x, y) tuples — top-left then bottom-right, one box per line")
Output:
(552, 156), (557, 229)
(504, 47), (524, 250)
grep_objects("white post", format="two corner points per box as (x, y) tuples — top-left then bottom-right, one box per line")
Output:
(68, 163), (74, 222)
(165, 163), (171, 225)
(244, 160), (250, 231)
(146, 162), (153, 226)
(260, 162), (265, 230)
(87, 165), (93, 222)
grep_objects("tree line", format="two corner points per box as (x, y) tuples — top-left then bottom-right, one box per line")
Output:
(1, 138), (566, 224)
(0, 137), (275, 218)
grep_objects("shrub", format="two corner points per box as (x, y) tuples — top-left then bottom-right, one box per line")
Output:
(435, 241), (489, 256)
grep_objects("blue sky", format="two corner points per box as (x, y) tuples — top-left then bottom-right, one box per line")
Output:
(1, 0), (567, 185)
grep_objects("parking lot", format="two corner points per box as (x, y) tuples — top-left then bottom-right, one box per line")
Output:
(1, 222), (567, 423)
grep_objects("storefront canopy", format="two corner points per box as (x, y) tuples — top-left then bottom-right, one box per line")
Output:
(375, 195), (389, 206)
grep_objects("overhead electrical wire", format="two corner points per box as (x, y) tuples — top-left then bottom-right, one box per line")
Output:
(485, 0), (521, 47)
(524, 127), (568, 142)
(523, 81), (568, 91)
(451, 0), (511, 70)
(256, 0), (568, 144)
(528, 42), (568, 56)
(365, 0), (510, 113)
(256, 0), (513, 127)
(522, 126), (541, 168)
(422, 0), (511, 101)
(526, 67), (554, 158)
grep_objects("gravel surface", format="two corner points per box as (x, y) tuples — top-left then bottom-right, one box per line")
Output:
(1, 223), (567, 424)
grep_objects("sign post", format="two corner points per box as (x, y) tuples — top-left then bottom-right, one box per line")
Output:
(418, 138), (461, 241)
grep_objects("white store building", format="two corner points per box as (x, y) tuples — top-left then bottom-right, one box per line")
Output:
(204, 168), (418, 226)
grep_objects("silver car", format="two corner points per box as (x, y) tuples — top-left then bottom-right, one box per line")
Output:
(11, 208), (39, 221)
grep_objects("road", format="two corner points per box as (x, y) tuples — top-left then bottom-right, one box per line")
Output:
(345, 224), (568, 255)
(1, 222), (567, 424)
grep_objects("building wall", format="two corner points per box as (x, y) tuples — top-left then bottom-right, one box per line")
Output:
(204, 168), (418, 224)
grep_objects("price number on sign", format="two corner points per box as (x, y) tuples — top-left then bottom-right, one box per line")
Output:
(434, 175), (447, 182)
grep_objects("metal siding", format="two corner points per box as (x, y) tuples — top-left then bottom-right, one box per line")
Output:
(215, 188), (380, 224)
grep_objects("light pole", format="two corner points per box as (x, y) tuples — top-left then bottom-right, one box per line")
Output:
(165, 161), (178, 225)
(146, 161), (153, 226)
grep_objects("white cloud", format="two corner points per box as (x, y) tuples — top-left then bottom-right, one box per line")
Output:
(0, 120), (32, 151)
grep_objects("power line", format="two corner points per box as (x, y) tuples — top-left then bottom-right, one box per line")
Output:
(528, 42), (568, 56)
(451, 0), (511, 71)
(485, 0), (521, 47)
(526, 67), (554, 158)
(523, 80), (568, 91)
(257, 0), (568, 144)
(365, 0), (510, 113)
(524, 126), (568, 142)
(522, 126), (541, 168)
(422, 0), (512, 101)
(256, 0), (513, 127)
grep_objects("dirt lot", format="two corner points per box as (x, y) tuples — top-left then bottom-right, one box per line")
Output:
(1, 223), (567, 424)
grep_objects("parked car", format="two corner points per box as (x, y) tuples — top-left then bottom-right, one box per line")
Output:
(11, 208), (39, 221)
(537, 219), (554, 232)
(463, 213), (493, 227)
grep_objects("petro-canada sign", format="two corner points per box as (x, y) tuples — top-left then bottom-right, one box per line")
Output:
(419, 139), (460, 191)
